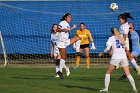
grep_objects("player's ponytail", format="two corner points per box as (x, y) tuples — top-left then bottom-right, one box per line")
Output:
(111, 27), (115, 35)
(60, 13), (71, 21)
(123, 12), (133, 20)
(118, 12), (133, 22)
(111, 27), (126, 46)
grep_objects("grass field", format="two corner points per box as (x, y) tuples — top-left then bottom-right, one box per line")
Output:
(0, 67), (140, 93)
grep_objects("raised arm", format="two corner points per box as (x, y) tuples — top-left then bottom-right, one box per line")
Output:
(56, 28), (69, 32)
(98, 45), (111, 57)
(70, 24), (77, 31)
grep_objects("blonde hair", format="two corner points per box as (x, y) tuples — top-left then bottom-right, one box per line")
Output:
(113, 27), (126, 46)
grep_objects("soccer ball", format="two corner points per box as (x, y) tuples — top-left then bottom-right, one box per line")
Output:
(110, 3), (118, 11)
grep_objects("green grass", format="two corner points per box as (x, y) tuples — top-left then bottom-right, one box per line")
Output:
(0, 67), (139, 93)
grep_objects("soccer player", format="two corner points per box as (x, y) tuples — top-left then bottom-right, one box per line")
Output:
(50, 24), (69, 78)
(50, 24), (60, 77)
(118, 12), (133, 52)
(119, 23), (140, 80)
(111, 13), (133, 69)
(73, 23), (96, 69)
(56, 13), (81, 79)
(128, 23), (140, 75)
(99, 27), (137, 93)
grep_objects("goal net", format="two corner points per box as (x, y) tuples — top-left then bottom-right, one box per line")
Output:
(0, 1), (140, 67)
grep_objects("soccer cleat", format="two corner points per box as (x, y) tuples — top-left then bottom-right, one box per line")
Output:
(116, 64), (120, 69)
(66, 67), (70, 76)
(75, 66), (79, 68)
(132, 89), (138, 93)
(118, 74), (126, 80)
(87, 65), (90, 69)
(55, 74), (60, 78)
(57, 71), (64, 79)
(100, 88), (108, 92)
(137, 68), (140, 75)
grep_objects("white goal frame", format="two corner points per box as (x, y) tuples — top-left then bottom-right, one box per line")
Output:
(0, 31), (7, 67)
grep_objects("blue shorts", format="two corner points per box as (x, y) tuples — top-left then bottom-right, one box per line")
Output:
(131, 51), (140, 57)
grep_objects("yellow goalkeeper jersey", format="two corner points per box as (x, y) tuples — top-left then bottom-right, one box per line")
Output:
(76, 29), (92, 45)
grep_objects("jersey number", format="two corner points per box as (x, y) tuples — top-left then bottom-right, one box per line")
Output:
(116, 40), (124, 48)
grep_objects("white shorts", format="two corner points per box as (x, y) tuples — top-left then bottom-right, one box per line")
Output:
(53, 45), (60, 56)
(110, 59), (129, 67)
(57, 39), (70, 48)
(125, 38), (129, 50)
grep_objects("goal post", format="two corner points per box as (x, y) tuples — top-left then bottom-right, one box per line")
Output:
(0, 31), (8, 67)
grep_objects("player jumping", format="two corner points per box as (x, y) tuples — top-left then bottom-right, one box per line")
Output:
(118, 23), (140, 80)
(51, 24), (70, 78)
(56, 13), (81, 79)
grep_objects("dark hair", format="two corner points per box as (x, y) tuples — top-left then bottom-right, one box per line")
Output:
(118, 12), (133, 22)
(111, 27), (115, 35)
(129, 22), (135, 27)
(51, 24), (58, 33)
(60, 13), (71, 21)
(80, 23), (85, 26)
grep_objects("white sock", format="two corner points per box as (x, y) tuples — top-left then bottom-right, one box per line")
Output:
(104, 74), (110, 91)
(127, 74), (137, 91)
(64, 65), (69, 72)
(131, 59), (139, 70)
(59, 59), (64, 72)
(56, 66), (59, 73)
(59, 59), (67, 72)
(75, 40), (81, 52)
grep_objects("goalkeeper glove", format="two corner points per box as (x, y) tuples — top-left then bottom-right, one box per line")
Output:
(91, 43), (96, 50)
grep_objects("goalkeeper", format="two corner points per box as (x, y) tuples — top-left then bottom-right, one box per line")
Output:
(73, 23), (96, 69)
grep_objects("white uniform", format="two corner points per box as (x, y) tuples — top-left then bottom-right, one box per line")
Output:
(119, 22), (129, 50)
(57, 20), (70, 48)
(51, 33), (59, 56)
(106, 36), (128, 67)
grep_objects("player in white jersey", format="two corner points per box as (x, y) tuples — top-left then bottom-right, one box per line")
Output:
(51, 24), (60, 58)
(118, 13), (133, 52)
(56, 13), (81, 79)
(99, 27), (137, 93)
(50, 24), (69, 78)
(119, 23), (140, 80)
(50, 24), (61, 77)
(111, 13), (134, 69)
(110, 13), (133, 57)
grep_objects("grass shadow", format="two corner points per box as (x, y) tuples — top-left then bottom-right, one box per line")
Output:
(10, 74), (54, 80)
(61, 84), (99, 91)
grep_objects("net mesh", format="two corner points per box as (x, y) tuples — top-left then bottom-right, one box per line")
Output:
(0, 1), (140, 67)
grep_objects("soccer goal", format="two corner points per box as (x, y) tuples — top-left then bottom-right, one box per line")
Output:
(1, 1), (140, 67)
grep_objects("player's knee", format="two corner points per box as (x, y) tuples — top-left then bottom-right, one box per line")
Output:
(106, 71), (111, 74)
(55, 59), (60, 65)
(85, 55), (90, 58)
(76, 52), (81, 56)
(128, 55), (133, 60)
(123, 66), (130, 76)
(109, 52), (113, 57)
(124, 71), (130, 76)
(61, 56), (66, 60)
